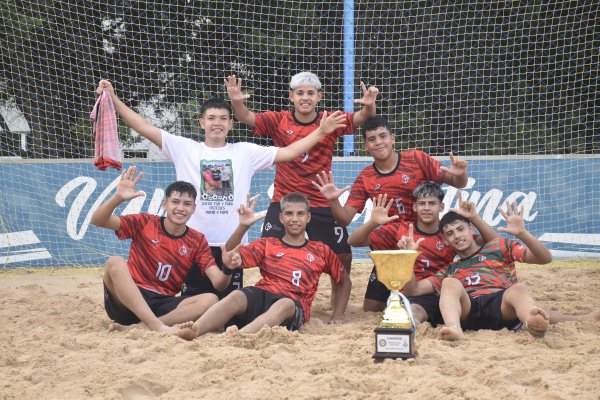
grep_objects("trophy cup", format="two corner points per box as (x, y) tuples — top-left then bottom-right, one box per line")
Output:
(369, 250), (420, 359)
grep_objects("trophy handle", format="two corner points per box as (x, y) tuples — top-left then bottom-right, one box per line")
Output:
(397, 292), (418, 333)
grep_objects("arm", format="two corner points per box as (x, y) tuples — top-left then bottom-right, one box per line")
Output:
(224, 194), (264, 250)
(440, 152), (468, 189)
(498, 201), (553, 264)
(347, 194), (398, 247)
(224, 75), (256, 127)
(402, 272), (436, 297)
(97, 80), (163, 148)
(90, 166), (145, 231)
(451, 193), (499, 245)
(311, 170), (357, 227)
(273, 111), (347, 164)
(204, 243), (244, 291)
(351, 81), (379, 128)
(330, 272), (352, 324)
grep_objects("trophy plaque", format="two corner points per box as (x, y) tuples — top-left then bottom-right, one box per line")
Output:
(369, 250), (420, 360)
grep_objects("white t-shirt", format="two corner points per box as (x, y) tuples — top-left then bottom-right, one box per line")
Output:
(161, 130), (277, 245)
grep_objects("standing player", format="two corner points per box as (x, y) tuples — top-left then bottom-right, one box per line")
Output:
(91, 166), (240, 334)
(96, 80), (347, 300)
(312, 115), (468, 229)
(225, 72), (379, 290)
(176, 192), (352, 340)
(348, 182), (497, 324)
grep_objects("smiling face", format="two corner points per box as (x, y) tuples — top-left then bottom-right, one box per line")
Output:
(279, 201), (311, 238)
(364, 126), (396, 161)
(413, 195), (444, 226)
(162, 191), (196, 228)
(289, 85), (322, 116)
(199, 107), (234, 146)
(441, 219), (477, 256)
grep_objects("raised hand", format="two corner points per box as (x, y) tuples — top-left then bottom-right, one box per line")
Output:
(224, 75), (251, 102)
(451, 191), (477, 220)
(221, 243), (243, 271)
(440, 152), (468, 178)
(397, 223), (425, 251)
(115, 166), (145, 201)
(354, 81), (379, 107)
(97, 79), (116, 96)
(311, 170), (350, 201)
(498, 200), (526, 236)
(370, 194), (399, 226)
(237, 194), (264, 227)
(319, 110), (347, 135)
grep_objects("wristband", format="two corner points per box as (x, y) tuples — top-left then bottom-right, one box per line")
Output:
(222, 266), (235, 276)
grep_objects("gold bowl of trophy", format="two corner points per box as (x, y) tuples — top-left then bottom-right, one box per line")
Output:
(368, 250), (420, 359)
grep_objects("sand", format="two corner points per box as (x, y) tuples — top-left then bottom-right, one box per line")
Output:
(1, 260), (599, 400)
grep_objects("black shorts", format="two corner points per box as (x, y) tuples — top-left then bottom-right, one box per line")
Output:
(238, 287), (304, 331)
(103, 283), (186, 325)
(181, 246), (243, 299)
(261, 202), (351, 254)
(462, 290), (521, 331)
(364, 267), (443, 326)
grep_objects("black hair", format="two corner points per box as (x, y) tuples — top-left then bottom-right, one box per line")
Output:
(361, 116), (391, 139)
(165, 181), (197, 201)
(200, 97), (233, 118)
(440, 211), (470, 231)
(413, 181), (444, 202)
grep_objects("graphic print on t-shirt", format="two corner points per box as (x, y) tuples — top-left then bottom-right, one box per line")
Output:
(200, 160), (234, 202)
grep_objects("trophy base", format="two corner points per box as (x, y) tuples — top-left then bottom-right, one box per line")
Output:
(373, 326), (417, 360)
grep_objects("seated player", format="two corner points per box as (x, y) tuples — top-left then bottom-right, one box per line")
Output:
(91, 166), (240, 335)
(348, 181), (497, 325)
(176, 192), (352, 340)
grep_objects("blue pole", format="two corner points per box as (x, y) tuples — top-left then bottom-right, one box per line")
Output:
(343, 0), (355, 156)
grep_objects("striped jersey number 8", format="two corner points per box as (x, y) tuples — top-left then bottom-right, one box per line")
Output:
(292, 270), (302, 287)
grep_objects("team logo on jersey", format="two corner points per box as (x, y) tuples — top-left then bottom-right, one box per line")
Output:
(179, 246), (188, 256)
(265, 222), (272, 231)
(402, 174), (410, 184)
(374, 184), (381, 191)
(286, 130), (294, 135)
(478, 255), (487, 262)
(276, 252), (285, 257)
(435, 241), (445, 251)
(306, 253), (315, 263)
(151, 239), (160, 245)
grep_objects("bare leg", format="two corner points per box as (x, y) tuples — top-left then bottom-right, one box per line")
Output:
(545, 308), (600, 324)
(238, 298), (296, 334)
(104, 256), (175, 334)
(333, 253), (352, 306)
(363, 298), (386, 312)
(501, 284), (549, 337)
(410, 304), (428, 325)
(159, 293), (219, 326)
(438, 278), (470, 341)
(177, 290), (248, 341)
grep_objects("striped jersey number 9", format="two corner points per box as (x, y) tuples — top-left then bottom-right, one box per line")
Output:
(334, 227), (344, 244)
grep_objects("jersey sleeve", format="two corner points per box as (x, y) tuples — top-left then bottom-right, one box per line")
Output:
(414, 150), (445, 183)
(502, 238), (528, 263)
(115, 213), (152, 240)
(239, 238), (267, 269)
(425, 269), (447, 294)
(193, 234), (217, 273)
(242, 142), (278, 172)
(253, 111), (285, 137)
(322, 244), (345, 283)
(345, 172), (368, 213)
(368, 223), (400, 250)
(160, 129), (191, 161)
(337, 112), (355, 138)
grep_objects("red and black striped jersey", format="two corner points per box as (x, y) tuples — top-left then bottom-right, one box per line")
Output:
(346, 150), (445, 223)
(253, 110), (354, 207)
(116, 214), (216, 296)
(238, 237), (345, 321)
(426, 237), (527, 297)
(368, 221), (456, 280)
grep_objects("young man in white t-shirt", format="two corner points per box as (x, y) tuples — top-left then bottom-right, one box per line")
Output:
(96, 80), (348, 299)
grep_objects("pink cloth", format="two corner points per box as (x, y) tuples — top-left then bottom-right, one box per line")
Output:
(90, 90), (122, 170)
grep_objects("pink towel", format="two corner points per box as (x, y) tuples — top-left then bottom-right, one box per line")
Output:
(91, 90), (122, 171)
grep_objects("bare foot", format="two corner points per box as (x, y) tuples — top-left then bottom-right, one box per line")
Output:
(223, 325), (240, 338)
(524, 306), (550, 338)
(439, 326), (465, 341)
(176, 321), (200, 341)
(109, 322), (139, 332)
(588, 308), (600, 321)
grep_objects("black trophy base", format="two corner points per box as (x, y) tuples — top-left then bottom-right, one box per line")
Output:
(373, 326), (417, 360)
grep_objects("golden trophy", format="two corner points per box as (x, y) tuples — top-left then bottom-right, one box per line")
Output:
(369, 250), (420, 359)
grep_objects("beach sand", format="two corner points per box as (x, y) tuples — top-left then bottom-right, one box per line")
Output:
(1, 260), (599, 399)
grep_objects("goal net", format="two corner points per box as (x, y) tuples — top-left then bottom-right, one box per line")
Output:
(0, 1), (597, 267)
